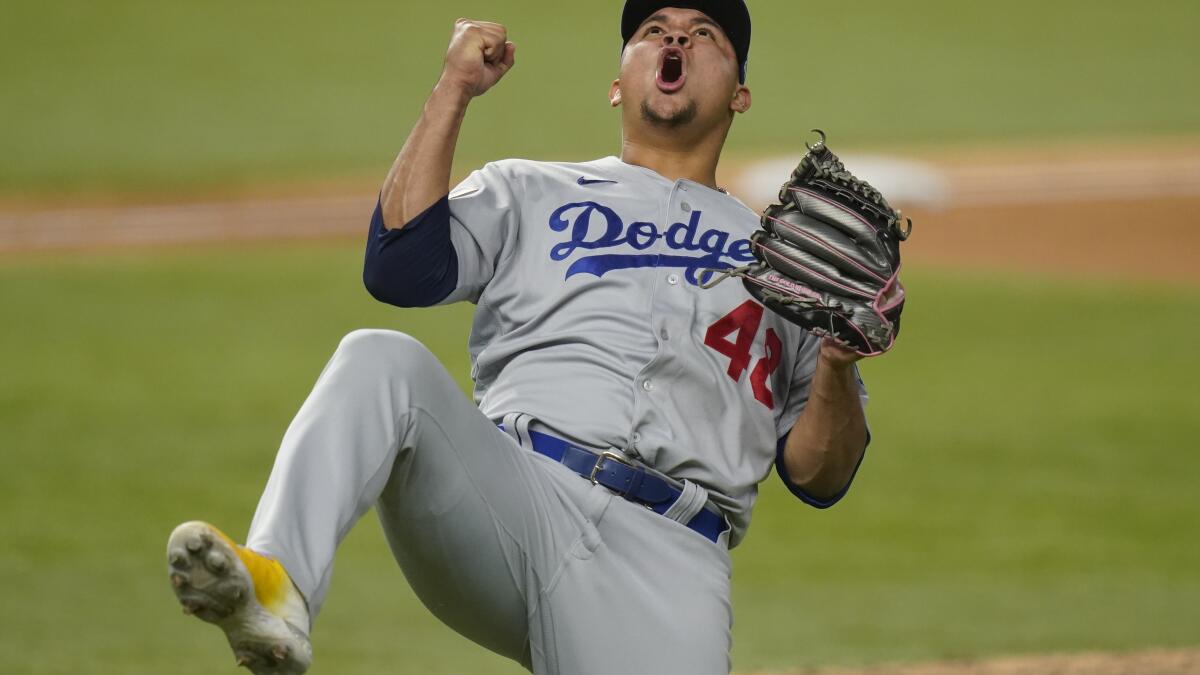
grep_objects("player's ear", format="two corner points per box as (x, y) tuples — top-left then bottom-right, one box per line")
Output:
(609, 79), (622, 107)
(730, 84), (751, 114)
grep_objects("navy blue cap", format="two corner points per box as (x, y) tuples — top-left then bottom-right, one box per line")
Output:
(621, 0), (751, 82)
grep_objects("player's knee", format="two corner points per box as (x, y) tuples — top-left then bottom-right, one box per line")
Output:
(336, 329), (434, 373)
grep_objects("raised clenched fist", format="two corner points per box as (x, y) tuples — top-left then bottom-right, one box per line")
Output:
(441, 18), (516, 98)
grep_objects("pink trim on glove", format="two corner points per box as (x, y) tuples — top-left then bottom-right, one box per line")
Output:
(755, 241), (875, 300)
(765, 214), (888, 284)
(788, 186), (876, 231)
(745, 271), (823, 301)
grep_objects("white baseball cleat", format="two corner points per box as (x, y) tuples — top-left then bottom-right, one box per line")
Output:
(167, 521), (312, 674)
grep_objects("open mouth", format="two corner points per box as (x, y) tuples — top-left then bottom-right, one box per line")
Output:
(656, 48), (686, 93)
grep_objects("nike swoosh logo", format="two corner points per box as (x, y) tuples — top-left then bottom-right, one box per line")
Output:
(577, 176), (619, 186)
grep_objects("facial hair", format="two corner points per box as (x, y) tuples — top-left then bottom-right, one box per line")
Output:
(640, 98), (698, 129)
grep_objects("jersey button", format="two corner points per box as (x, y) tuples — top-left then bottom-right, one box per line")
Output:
(681, 202), (692, 212)
(641, 379), (655, 392)
(659, 327), (670, 340)
(666, 273), (680, 285)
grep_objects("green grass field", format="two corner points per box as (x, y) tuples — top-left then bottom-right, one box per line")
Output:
(2, 0), (1199, 194)
(1, 242), (1197, 673)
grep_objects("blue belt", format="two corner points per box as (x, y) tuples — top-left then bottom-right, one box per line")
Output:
(509, 426), (727, 544)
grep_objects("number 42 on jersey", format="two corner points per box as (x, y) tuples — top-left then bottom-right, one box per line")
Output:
(704, 300), (782, 409)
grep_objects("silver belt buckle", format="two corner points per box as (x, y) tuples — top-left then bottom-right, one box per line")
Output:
(588, 450), (635, 484)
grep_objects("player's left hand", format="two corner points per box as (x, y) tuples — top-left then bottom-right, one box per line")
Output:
(819, 338), (863, 368)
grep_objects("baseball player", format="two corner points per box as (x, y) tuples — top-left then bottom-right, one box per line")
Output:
(165, 2), (876, 673)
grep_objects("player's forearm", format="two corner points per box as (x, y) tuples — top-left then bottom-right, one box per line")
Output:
(379, 81), (472, 230)
(379, 19), (515, 230)
(783, 352), (868, 501)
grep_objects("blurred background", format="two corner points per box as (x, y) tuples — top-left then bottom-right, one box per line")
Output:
(1, 1), (1197, 673)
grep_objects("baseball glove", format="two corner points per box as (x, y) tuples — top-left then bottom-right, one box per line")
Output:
(708, 131), (912, 356)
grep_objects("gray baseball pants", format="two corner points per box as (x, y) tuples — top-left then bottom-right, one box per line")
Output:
(245, 329), (733, 674)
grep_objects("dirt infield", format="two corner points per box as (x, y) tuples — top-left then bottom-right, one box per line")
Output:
(893, 140), (1200, 285)
(3, 140), (1199, 287)
(742, 647), (1200, 675)
(901, 194), (1200, 285)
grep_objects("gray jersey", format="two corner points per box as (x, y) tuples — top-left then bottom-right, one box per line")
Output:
(440, 156), (866, 546)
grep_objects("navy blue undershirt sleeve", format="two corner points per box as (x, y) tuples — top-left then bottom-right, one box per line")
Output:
(362, 195), (458, 308)
(774, 429), (870, 509)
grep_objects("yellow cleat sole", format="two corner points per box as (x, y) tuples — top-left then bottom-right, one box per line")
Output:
(167, 521), (311, 675)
